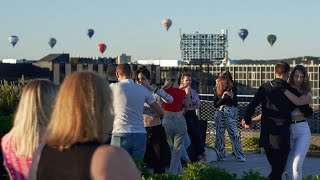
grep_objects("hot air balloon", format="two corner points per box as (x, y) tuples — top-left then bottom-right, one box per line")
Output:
(98, 43), (107, 54)
(48, 38), (57, 48)
(87, 29), (94, 39)
(9, 36), (19, 47)
(238, 29), (248, 42)
(267, 35), (277, 46)
(162, 19), (172, 31)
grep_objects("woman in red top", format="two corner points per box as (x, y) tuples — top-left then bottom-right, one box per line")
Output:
(161, 71), (191, 175)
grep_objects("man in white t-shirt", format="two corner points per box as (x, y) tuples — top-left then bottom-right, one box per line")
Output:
(110, 64), (164, 160)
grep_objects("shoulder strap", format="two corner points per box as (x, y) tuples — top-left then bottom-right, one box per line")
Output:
(28, 143), (46, 180)
(269, 81), (274, 88)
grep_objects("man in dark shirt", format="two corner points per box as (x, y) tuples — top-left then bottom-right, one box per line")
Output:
(242, 62), (296, 180)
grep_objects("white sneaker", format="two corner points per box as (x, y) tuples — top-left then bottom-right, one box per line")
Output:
(236, 157), (246, 162)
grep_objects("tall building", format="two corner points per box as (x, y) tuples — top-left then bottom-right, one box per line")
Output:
(180, 29), (228, 65)
(116, 53), (131, 64)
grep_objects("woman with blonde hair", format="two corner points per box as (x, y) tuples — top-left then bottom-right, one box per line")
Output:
(161, 71), (191, 175)
(29, 72), (140, 180)
(1, 79), (58, 180)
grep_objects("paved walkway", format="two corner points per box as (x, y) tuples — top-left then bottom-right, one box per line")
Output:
(210, 153), (320, 178)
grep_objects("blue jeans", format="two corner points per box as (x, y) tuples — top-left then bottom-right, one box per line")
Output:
(182, 133), (191, 161)
(111, 133), (147, 160)
(162, 114), (187, 175)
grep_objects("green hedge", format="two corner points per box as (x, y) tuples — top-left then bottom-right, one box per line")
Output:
(139, 162), (320, 180)
(0, 78), (24, 116)
(0, 114), (14, 136)
(181, 163), (237, 180)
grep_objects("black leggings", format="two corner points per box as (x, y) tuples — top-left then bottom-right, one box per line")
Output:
(184, 110), (205, 161)
(264, 147), (289, 180)
(144, 125), (171, 174)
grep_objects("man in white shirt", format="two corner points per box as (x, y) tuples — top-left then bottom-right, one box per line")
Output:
(110, 64), (164, 160)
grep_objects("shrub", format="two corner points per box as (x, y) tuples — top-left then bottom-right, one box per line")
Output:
(181, 162), (237, 180)
(309, 144), (320, 151)
(135, 159), (152, 179)
(240, 169), (267, 180)
(0, 77), (24, 116)
(304, 175), (320, 180)
(0, 114), (14, 136)
(146, 173), (180, 180)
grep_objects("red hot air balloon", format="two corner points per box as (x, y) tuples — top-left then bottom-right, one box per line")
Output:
(98, 43), (107, 54)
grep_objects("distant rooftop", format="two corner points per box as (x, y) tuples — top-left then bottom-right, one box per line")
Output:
(38, 54), (69, 63)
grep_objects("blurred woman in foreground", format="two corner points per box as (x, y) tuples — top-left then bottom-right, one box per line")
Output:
(29, 72), (140, 180)
(1, 80), (57, 180)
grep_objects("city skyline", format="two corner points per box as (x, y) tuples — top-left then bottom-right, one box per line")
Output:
(1, 0), (320, 61)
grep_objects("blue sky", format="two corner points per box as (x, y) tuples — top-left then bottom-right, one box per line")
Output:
(1, 0), (320, 61)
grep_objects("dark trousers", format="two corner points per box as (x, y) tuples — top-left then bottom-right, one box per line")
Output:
(184, 110), (205, 161)
(199, 120), (208, 148)
(264, 147), (289, 180)
(144, 125), (171, 174)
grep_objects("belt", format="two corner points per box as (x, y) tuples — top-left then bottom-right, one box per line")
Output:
(290, 120), (306, 124)
(291, 114), (305, 121)
(163, 110), (183, 116)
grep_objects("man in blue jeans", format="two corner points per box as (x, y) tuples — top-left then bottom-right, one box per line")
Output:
(110, 64), (164, 160)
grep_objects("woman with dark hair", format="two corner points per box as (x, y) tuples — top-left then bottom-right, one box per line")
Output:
(180, 72), (206, 162)
(243, 65), (312, 180)
(135, 66), (172, 174)
(213, 75), (245, 162)
(282, 65), (312, 180)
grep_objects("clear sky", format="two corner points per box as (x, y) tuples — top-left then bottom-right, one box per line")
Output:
(1, 0), (320, 61)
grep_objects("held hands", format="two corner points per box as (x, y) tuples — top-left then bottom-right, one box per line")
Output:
(241, 119), (251, 129)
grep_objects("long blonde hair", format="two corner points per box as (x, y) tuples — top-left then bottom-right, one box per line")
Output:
(12, 79), (57, 157)
(45, 72), (114, 150)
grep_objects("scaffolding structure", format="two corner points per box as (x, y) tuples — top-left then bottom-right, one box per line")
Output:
(180, 29), (228, 65)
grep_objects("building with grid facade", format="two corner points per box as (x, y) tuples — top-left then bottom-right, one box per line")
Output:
(159, 64), (320, 104)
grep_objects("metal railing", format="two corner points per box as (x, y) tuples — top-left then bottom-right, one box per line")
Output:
(199, 94), (320, 152)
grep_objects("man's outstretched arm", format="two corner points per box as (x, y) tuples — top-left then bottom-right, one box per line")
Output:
(243, 86), (265, 125)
